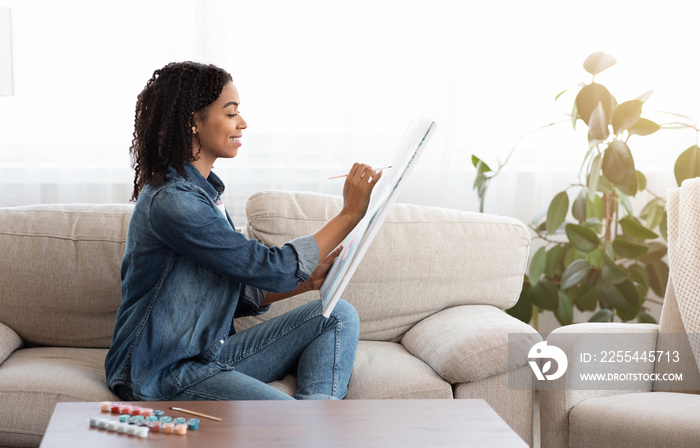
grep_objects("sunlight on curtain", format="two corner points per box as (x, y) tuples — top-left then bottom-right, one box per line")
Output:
(0, 0), (698, 226)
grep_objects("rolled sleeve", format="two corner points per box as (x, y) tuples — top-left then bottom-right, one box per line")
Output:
(285, 235), (320, 282)
(149, 184), (317, 293)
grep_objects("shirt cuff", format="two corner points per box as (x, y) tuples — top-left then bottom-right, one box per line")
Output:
(235, 285), (271, 317)
(285, 235), (319, 282)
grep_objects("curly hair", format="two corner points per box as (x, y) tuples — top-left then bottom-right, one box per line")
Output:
(129, 61), (233, 201)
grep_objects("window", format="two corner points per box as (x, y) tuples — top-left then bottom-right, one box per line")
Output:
(1, 0), (698, 225)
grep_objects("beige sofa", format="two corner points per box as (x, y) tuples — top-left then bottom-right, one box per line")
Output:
(540, 179), (700, 448)
(0, 190), (539, 447)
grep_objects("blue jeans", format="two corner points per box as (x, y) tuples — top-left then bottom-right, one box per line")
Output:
(168, 299), (359, 401)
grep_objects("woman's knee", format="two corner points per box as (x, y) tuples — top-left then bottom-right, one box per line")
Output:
(331, 299), (360, 330)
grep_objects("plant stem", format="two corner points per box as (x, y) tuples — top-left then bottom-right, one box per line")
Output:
(659, 122), (700, 133)
(644, 188), (666, 202)
(529, 226), (563, 244)
(644, 297), (664, 306)
(491, 120), (571, 177)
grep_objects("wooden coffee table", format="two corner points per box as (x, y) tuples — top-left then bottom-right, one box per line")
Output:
(40, 399), (527, 447)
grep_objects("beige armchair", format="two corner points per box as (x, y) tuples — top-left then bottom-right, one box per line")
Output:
(540, 179), (700, 448)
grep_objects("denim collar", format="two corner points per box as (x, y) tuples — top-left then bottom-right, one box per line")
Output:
(169, 163), (226, 199)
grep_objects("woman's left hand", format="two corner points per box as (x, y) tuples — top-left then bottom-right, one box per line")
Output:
(306, 245), (343, 291)
(261, 245), (343, 305)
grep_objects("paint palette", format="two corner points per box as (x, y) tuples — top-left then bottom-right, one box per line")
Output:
(88, 401), (200, 438)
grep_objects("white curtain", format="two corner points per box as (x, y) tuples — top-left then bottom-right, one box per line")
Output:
(1, 0), (698, 225)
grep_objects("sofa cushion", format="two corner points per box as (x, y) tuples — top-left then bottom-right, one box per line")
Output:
(0, 322), (22, 364)
(0, 204), (132, 347)
(242, 190), (530, 342)
(345, 341), (452, 399)
(0, 347), (118, 447)
(266, 341), (453, 400)
(401, 305), (541, 383)
(569, 392), (700, 448)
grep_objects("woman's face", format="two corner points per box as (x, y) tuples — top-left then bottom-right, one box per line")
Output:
(193, 81), (247, 165)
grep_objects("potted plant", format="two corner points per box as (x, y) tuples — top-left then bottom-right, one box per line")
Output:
(472, 52), (700, 329)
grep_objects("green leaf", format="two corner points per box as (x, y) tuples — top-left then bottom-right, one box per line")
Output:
(617, 172), (639, 197)
(577, 285), (600, 311)
(613, 237), (649, 259)
(530, 278), (559, 311)
(602, 140), (636, 186)
(647, 260), (669, 297)
(635, 90), (654, 103)
(628, 263), (650, 289)
(637, 311), (658, 324)
(563, 245), (583, 268)
(641, 199), (663, 230)
(555, 88), (569, 101)
(615, 279), (642, 320)
(507, 284), (533, 324)
(565, 223), (601, 252)
(589, 309), (614, 322)
(587, 195), (604, 220)
(617, 190), (634, 215)
(612, 100), (643, 135)
(471, 155), (492, 171)
(600, 281), (634, 310)
(629, 118), (660, 137)
(560, 259), (591, 290)
(528, 246), (546, 286)
(575, 83), (616, 126)
(587, 154), (603, 200)
(473, 171), (486, 190)
(601, 254), (628, 285)
(545, 245), (565, 278)
(618, 171), (645, 197)
(584, 246), (604, 268)
(555, 291), (574, 325)
(582, 219), (602, 233)
(583, 52), (617, 76)
(619, 216), (659, 239)
(588, 102), (610, 141)
(636, 171), (647, 192)
(572, 188), (588, 222)
(674, 145), (700, 186)
(596, 174), (614, 194)
(659, 212), (668, 241)
(547, 191), (569, 234)
(639, 242), (667, 263)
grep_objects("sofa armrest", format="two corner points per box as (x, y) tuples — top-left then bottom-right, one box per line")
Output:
(540, 322), (659, 448)
(0, 322), (23, 365)
(401, 305), (541, 384)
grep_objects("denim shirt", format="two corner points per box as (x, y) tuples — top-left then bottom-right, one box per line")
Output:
(105, 163), (319, 400)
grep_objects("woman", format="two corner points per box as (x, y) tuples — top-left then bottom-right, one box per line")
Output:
(105, 61), (382, 401)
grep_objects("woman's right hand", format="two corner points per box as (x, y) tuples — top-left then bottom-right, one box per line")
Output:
(311, 163), (383, 261)
(341, 163), (383, 224)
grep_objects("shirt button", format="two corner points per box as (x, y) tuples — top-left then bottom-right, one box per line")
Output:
(219, 339), (225, 344)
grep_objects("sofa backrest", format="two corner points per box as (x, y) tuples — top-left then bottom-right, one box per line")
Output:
(0, 193), (531, 347)
(239, 190), (531, 342)
(0, 204), (132, 348)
